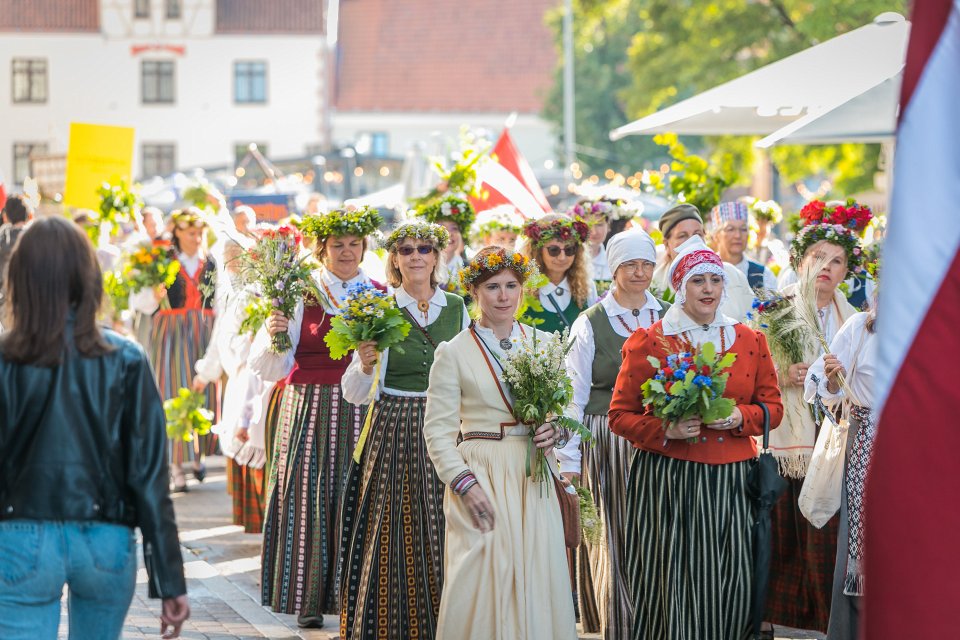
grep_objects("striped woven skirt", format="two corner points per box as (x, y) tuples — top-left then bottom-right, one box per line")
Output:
(146, 308), (220, 465)
(577, 414), (636, 640)
(260, 383), (363, 616)
(338, 394), (445, 640)
(765, 477), (838, 633)
(625, 450), (753, 640)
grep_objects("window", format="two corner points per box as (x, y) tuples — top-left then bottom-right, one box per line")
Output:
(370, 132), (389, 158)
(234, 61), (267, 104)
(13, 143), (48, 184)
(12, 59), (47, 104)
(134, 0), (150, 18)
(165, 0), (180, 19)
(142, 60), (175, 104)
(142, 143), (176, 177)
(235, 143), (268, 165)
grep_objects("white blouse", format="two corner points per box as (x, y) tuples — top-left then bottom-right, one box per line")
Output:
(804, 312), (876, 408)
(340, 286), (470, 403)
(538, 277), (599, 314)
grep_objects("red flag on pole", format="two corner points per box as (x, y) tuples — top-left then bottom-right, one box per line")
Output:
(471, 129), (552, 217)
(865, 1), (960, 638)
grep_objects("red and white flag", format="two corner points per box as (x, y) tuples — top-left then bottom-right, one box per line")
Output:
(866, 1), (960, 637)
(0, 167), (7, 212)
(472, 128), (552, 220)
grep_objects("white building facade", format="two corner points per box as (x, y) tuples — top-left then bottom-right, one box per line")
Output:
(0, 0), (325, 188)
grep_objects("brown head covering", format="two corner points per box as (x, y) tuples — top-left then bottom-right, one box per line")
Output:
(658, 203), (703, 239)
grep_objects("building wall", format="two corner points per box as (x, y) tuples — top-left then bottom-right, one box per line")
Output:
(0, 0), (323, 187)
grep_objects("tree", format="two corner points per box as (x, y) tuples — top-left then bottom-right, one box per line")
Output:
(543, 0), (905, 194)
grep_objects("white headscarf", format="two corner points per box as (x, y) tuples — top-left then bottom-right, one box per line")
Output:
(667, 235), (727, 305)
(605, 228), (657, 275)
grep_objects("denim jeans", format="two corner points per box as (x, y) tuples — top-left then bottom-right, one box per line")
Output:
(0, 520), (137, 640)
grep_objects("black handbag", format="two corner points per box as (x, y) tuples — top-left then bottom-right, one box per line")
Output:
(746, 401), (788, 638)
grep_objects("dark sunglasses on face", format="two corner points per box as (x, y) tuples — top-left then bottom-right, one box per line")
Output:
(397, 245), (434, 256)
(545, 245), (577, 257)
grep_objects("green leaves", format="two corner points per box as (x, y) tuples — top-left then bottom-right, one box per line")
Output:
(164, 388), (214, 442)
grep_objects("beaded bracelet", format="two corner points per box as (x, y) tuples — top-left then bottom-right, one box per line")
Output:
(451, 470), (478, 496)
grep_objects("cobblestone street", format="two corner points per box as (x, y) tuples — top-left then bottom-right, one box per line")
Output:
(55, 457), (824, 639)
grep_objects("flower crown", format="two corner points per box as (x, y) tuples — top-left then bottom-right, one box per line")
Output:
(790, 223), (865, 278)
(382, 220), (450, 252)
(414, 195), (476, 232)
(523, 216), (590, 248)
(798, 199), (873, 233)
(471, 205), (523, 244)
(171, 208), (206, 230)
(569, 197), (633, 221)
(299, 206), (383, 241)
(459, 248), (538, 288)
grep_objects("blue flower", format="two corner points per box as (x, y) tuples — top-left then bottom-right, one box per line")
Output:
(673, 370), (684, 380)
(746, 311), (754, 320)
(692, 375), (712, 387)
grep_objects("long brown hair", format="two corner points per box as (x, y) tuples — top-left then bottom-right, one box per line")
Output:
(1, 216), (113, 366)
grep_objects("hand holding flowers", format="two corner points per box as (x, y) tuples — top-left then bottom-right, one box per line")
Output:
(324, 282), (412, 360)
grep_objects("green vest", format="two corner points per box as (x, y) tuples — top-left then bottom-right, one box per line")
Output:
(383, 292), (464, 393)
(583, 297), (671, 416)
(530, 295), (584, 335)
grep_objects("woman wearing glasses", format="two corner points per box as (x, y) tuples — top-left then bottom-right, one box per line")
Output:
(557, 229), (668, 640)
(707, 202), (777, 291)
(338, 221), (469, 640)
(519, 214), (597, 334)
(130, 207), (218, 492)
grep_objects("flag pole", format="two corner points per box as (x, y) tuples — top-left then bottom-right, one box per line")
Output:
(562, 0), (576, 191)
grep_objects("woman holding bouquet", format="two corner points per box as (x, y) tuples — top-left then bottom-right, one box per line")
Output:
(129, 207), (218, 492)
(339, 221), (470, 640)
(422, 247), (577, 640)
(558, 228), (668, 640)
(247, 207), (383, 628)
(765, 201), (864, 636)
(609, 235), (783, 640)
(519, 214), (597, 334)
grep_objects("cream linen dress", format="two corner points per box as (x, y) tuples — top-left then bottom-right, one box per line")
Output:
(423, 325), (578, 640)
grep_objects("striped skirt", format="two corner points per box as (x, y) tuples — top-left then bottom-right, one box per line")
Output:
(338, 394), (445, 640)
(146, 308), (220, 464)
(577, 414), (635, 640)
(625, 450), (753, 640)
(260, 383), (363, 616)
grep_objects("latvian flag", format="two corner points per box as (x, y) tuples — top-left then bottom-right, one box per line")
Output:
(866, 0), (960, 637)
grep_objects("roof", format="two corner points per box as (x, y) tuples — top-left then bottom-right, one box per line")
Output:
(335, 0), (557, 113)
(215, 0), (324, 34)
(0, 0), (99, 32)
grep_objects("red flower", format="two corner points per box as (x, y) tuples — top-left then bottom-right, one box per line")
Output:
(800, 200), (826, 224)
(664, 381), (674, 393)
(572, 220), (590, 240)
(524, 223), (542, 240)
(558, 226), (572, 241)
(701, 365), (712, 375)
(663, 367), (674, 378)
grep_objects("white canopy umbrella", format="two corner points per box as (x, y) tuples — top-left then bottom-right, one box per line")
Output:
(609, 12), (909, 141)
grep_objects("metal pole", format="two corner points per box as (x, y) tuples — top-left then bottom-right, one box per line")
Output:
(562, 0), (576, 189)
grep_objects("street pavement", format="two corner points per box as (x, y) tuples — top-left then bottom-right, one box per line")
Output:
(55, 457), (824, 639)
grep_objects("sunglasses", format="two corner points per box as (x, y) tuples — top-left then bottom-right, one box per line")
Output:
(397, 245), (434, 256)
(545, 245), (577, 257)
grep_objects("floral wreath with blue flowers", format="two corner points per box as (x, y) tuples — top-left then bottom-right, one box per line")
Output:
(382, 220), (451, 252)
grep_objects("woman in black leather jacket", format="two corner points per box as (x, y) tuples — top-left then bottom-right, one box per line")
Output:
(0, 217), (189, 639)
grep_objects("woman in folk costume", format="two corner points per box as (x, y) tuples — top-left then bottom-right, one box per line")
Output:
(247, 207), (383, 628)
(569, 196), (633, 294)
(469, 204), (523, 254)
(338, 221), (469, 640)
(556, 228), (669, 640)
(609, 235), (784, 640)
(414, 195), (477, 293)
(764, 200), (869, 635)
(422, 247), (577, 640)
(804, 303), (879, 640)
(651, 203), (755, 321)
(520, 214), (598, 334)
(707, 201), (778, 291)
(129, 207), (218, 492)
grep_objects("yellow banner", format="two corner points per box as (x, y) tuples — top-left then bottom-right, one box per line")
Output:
(63, 123), (135, 209)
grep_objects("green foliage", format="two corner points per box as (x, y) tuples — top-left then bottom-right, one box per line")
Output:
(239, 297), (271, 337)
(410, 126), (489, 209)
(647, 133), (738, 213)
(102, 270), (129, 318)
(164, 388), (214, 442)
(95, 179), (142, 237)
(576, 485), (603, 545)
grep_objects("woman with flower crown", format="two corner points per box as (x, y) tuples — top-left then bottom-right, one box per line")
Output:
(609, 235), (783, 640)
(129, 207), (218, 492)
(247, 206), (383, 629)
(469, 204), (523, 254)
(520, 214), (598, 334)
(422, 246), (577, 640)
(338, 220), (470, 640)
(557, 228), (669, 640)
(763, 200), (867, 637)
(414, 194), (477, 291)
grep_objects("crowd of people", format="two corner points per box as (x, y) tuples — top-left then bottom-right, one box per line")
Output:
(0, 186), (882, 640)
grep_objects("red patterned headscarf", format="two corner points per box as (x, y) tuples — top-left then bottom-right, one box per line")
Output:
(668, 235), (727, 304)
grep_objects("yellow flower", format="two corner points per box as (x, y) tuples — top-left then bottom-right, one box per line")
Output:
(512, 253), (524, 264)
(486, 253), (503, 267)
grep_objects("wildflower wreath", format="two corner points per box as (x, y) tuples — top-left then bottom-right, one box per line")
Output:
(382, 221), (450, 252)
(523, 216), (590, 248)
(413, 195), (476, 233)
(299, 206), (383, 241)
(459, 248), (537, 289)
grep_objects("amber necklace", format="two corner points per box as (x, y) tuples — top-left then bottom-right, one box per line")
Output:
(616, 308), (656, 333)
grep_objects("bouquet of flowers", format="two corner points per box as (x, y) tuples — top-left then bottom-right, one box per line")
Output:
(749, 198), (783, 224)
(325, 282), (411, 360)
(119, 241), (181, 310)
(164, 388), (214, 442)
(237, 226), (318, 353)
(576, 485), (602, 545)
(500, 329), (591, 488)
(747, 290), (809, 375)
(640, 342), (737, 438)
(94, 179), (143, 239)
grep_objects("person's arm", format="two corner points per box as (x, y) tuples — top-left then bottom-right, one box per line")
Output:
(341, 348), (382, 405)
(608, 330), (668, 449)
(422, 342), (471, 486)
(247, 301), (303, 382)
(129, 286), (161, 315)
(557, 315), (593, 475)
(735, 331), (785, 437)
(121, 345), (187, 601)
